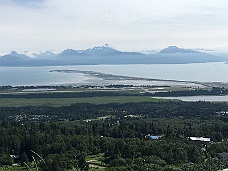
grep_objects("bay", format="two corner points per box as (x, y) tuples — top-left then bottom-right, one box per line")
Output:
(153, 95), (228, 102)
(0, 62), (227, 86)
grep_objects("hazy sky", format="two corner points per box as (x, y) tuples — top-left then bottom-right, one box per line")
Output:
(1, 0), (228, 53)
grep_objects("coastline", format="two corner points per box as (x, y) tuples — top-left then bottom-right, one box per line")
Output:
(50, 69), (214, 88)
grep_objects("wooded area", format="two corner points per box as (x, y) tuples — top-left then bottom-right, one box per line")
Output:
(0, 86), (228, 170)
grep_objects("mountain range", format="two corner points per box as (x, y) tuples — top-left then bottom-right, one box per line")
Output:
(0, 45), (227, 66)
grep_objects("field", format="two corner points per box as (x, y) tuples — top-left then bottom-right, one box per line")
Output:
(0, 96), (170, 107)
(86, 153), (107, 170)
(0, 86), (178, 107)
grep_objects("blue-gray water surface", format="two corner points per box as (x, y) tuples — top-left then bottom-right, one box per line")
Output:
(0, 62), (227, 86)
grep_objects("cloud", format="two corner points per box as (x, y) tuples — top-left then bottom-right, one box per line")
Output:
(0, 0), (228, 52)
(9, 0), (45, 8)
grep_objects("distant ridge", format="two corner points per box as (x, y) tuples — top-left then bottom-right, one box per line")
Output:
(0, 45), (226, 66)
(9, 51), (31, 60)
(159, 46), (198, 54)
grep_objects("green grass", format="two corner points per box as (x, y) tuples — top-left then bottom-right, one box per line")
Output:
(0, 87), (140, 95)
(86, 153), (107, 170)
(86, 153), (105, 161)
(88, 167), (106, 171)
(0, 166), (36, 171)
(0, 96), (170, 107)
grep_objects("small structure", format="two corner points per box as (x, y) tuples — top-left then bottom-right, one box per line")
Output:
(217, 152), (228, 162)
(124, 115), (138, 118)
(10, 154), (20, 163)
(188, 137), (210, 142)
(145, 134), (161, 140)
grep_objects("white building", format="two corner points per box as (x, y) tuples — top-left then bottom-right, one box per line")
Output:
(188, 137), (210, 142)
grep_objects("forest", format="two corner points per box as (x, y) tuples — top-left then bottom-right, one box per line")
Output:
(0, 86), (228, 170)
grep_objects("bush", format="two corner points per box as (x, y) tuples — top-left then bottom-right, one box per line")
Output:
(0, 154), (13, 166)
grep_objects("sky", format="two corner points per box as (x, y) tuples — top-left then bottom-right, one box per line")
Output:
(1, 0), (228, 53)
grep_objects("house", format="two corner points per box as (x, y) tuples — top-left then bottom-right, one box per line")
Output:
(145, 134), (161, 140)
(150, 136), (160, 140)
(10, 154), (20, 163)
(188, 137), (210, 142)
(217, 152), (228, 162)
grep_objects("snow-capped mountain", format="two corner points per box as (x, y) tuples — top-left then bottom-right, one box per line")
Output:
(82, 44), (120, 55)
(0, 45), (226, 66)
(22, 50), (59, 58)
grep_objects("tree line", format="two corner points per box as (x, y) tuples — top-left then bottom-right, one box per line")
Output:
(0, 100), (228, 170)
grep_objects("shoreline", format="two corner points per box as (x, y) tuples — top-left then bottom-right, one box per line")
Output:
(50, 69), (228, 88)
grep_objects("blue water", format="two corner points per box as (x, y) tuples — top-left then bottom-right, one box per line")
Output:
(154, 96), (228, 102)
(0, 66), (87, 86)
(0, 62), (227, 86)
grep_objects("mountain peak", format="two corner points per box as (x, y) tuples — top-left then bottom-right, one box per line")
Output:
(91, 44), (116, 51)
(104, 43), (111, 47)
(7, 51), (31, 60)
(159, 46), (198, 54)
(62, 49), (76, 53)
(60, 49), (80, 56)
(10, 51), (18, 55)
(84, 44), (119, 55)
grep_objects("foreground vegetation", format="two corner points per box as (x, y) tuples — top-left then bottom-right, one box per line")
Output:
(0, 86), (228, 170)
(0, 96), (169, 107)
